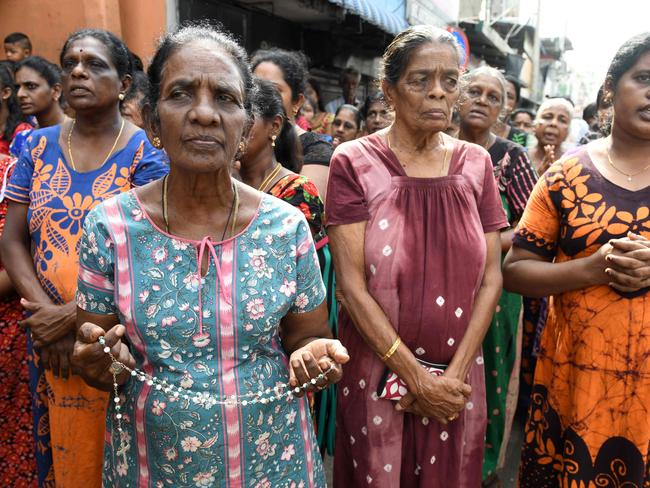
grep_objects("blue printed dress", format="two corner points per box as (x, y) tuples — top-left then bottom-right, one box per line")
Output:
(76, 189), (327, 488)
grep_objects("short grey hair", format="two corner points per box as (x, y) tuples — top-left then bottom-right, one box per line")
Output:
(460, 66), (508, 111)
(535, 98), (574, 121)
(380, 25), (463, 86)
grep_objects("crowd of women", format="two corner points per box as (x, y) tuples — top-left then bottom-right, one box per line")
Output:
(0, 20), (648, 488)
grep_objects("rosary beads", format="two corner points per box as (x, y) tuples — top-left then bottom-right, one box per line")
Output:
(98, 336), (335, 439)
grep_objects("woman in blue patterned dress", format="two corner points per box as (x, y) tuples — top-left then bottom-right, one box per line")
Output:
(71, 25), (348, 488)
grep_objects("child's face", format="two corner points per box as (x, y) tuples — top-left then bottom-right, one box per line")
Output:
(4, 42), (30, 62)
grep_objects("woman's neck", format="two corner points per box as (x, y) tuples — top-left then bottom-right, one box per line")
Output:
(167, 166), (235, 213)
(459, 124), (494, 149)
(36, 103), (66, 128)
(73, 105), (122, 137)
(389, 120), (443, 153)
(609, 124), (650, 167)
(239, 150), (277, 190)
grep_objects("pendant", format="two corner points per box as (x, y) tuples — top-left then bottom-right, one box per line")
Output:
(628, 176), (633, 182)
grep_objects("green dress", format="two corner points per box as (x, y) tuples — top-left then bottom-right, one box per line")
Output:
(482, 137), (538, 479)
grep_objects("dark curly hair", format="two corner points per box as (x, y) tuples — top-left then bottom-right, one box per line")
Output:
(144, 23), (254, 127)
(250, 77), (302, 172)
(605, 32), (650, 95)
(15, 56), (62, 88)
(251, 48), (307, 102)
(0, 62), (28, 141)
(60, 29), (132, 79)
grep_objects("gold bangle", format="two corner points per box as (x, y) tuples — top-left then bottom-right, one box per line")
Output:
(381, 337), (401, 362)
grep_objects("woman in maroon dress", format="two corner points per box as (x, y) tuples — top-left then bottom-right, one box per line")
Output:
(327, 25), (506, 487)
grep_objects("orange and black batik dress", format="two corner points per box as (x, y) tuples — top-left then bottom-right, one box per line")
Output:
(514, 147), (650, 487)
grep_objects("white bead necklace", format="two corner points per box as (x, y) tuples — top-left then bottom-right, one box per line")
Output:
(99, 336), (335, 450)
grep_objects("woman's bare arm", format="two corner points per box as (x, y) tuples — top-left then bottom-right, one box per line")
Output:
(503, 245), (609, 297)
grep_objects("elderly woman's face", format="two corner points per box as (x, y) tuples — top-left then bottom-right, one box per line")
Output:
(458, 73), (504, 131)
(385, 42), (459, 133)
(155, 40), (248, 172)
(535, 104), (571, 146)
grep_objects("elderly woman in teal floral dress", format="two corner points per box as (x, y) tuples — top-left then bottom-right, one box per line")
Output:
(71, 25), (348, 487)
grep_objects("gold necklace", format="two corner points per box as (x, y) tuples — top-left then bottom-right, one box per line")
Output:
(162, 175), (240, 239)
(387, 131), (449, 176)
(257, 163), (282, 193)
(67, 118), (125, 172)
(606, 146), (650, 182)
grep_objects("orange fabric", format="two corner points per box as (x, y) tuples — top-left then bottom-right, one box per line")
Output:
(516, 152), (650, 486)
(45, 372), (108, 487)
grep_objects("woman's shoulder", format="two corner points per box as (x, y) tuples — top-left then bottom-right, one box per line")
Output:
(273, 173), (320, 198)
(452, 137), (492, 162)
(26, 124), (61, 144)
(259, 193), (309, 230)
(87, 189), (137, 222)
(16, 125), (62, 158)
(333, 132), (391, 161)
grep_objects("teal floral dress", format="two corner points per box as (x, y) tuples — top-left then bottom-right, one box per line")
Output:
(76, 190), (327, 488)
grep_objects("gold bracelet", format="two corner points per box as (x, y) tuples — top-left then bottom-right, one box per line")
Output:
(381, 337), (401, 362)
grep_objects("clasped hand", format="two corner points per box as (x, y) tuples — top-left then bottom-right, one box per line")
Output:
(597, 232), (650, 292)
(394, 369), (471, 425)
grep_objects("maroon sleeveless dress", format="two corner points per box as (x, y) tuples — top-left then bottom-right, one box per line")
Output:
(326, 133), (507, 487)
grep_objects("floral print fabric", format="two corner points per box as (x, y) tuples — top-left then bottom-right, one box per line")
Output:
(77, 191), (327, 487)
(515, 147), (650, 486)
(0, 155), (38, 487)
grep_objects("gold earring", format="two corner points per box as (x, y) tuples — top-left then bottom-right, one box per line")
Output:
(271, 135), (277, 148)
(239, 141), (246, 153)
(152, 136), (162, 149)
(118, 93), (125, 101)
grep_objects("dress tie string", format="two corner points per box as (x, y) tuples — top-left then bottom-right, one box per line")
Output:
(196, 236), (230, 338)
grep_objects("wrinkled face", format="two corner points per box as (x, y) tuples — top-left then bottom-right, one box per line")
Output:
(458, 73), (504, 131)
(15, 66), (59, 116)
(60, 37), (127, 112)
(254, 61), (297, 121)
(365, 100), (394, 134)
(342, 73), (360, 101)
(611, 51), (650, 140)
(153, 40), (248, 173)
(512, 111), (534, 134)
(332, 108), (359, 147)
(535, 104), (571, 146)
(505, 80), (517, 116)
(4, 42), (29, 62)
(120, 92), (145, 128)
(384, 42), (460, 134)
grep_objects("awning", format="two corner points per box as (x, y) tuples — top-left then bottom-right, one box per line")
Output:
(328, 0), (409, 35)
